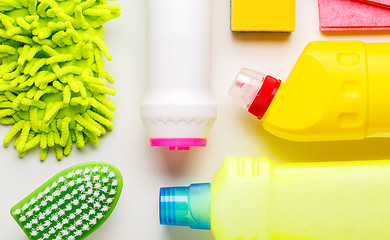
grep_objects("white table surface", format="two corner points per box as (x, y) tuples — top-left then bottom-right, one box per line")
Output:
(2, 0), (390, 239)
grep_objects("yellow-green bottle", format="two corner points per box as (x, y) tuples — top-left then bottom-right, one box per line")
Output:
(160, 157), (390, 240)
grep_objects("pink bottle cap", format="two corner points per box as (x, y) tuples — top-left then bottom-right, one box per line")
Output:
(150, 138), (207, 150)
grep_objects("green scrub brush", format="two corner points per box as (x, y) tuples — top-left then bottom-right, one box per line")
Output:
(0, 0), (121, 160)
(11, 162), (123, 240)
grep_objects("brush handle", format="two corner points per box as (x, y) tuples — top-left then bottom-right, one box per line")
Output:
(142, 0), (216, 148)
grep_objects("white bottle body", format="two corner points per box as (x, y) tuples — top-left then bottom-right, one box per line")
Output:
(141, 0), (217, 147)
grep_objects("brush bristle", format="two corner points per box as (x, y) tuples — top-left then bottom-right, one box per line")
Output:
(11, 162), (123, 240)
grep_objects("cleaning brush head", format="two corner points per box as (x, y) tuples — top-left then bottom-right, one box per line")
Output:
(0, 0), (121, 160)
(11, 162), (123, 240)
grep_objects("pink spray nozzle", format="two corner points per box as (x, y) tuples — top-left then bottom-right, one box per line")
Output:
(150, 138), (207, 150)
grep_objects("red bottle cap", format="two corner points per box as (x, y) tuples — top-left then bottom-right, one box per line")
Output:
(229, 68), (281, 120)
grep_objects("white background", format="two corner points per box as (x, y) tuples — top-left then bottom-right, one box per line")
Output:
(2, 0), (390, 239)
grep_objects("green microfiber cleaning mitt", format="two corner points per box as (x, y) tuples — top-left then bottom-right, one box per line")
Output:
(0, 0), (120, 160)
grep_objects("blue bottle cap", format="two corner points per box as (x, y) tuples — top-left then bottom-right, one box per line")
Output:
(159, 183), (211, 230)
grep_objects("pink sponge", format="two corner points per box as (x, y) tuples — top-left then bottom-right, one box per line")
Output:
(357, 0), (390, 8)
(319, 0), (390, 31)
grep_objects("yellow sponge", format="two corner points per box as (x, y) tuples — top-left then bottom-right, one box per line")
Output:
(231, 0), (296, 32)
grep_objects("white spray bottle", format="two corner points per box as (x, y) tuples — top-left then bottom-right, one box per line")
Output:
(141, 0), (217, 150)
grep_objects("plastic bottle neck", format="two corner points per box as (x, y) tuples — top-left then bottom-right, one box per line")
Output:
(159, 183), (211, 230)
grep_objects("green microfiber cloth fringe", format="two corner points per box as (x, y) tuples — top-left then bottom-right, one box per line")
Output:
(0, 0), (120, 160)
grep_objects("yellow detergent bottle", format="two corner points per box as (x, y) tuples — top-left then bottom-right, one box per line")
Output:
(160, 157), (390, 240)
(229, 41), (390, 141)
